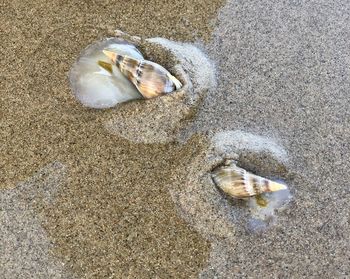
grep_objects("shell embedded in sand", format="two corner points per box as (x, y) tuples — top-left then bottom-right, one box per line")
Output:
(69, 38), (144, 109)
(103, 50), (182, 99)
(211, 162), (287, 199)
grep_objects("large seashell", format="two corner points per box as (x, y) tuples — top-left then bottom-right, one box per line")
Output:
(69, 38), (144, 109)
(103, 50), (182, 99)
(211, 162), (287, 199)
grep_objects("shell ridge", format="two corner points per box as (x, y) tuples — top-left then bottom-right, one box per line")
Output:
(103, 49), (182, 99)
(212, 163), (288, 199)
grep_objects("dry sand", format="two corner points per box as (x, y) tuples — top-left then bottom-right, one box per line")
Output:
(1, 0), (350, 278)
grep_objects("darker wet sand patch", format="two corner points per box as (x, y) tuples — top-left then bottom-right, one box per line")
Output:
(40, 139), (210, 278)
(1, 0), (225, 277)
(0, 0), (224, 187)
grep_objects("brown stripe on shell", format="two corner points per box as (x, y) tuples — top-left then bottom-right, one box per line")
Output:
(135, 61), (144, 85)
(263, 178), (270, 192)
(250, 176), (260, 195)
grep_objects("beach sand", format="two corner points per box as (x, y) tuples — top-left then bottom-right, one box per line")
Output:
(195, 0), (350, 277)
(1, 0), (349, 278)
(1, 0), (222, 278)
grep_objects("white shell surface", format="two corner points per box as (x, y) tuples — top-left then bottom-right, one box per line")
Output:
(69, 38), (144, 109)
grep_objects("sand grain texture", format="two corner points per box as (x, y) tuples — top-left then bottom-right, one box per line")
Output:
(194, 0), (350, 277)
(1, 0), (350, 278)
(1, 0), (224, 278)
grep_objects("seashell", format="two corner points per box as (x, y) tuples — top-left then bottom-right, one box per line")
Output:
(103, 50), (182, 99)
(69, 38), (144, 109)
(211, 162), (287, 199)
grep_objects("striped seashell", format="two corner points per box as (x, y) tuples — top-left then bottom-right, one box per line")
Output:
(211, 163), (287, 199)
(103, 50), (182, 99)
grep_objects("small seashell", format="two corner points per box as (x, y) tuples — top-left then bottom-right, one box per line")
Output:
(103, 50), (182, 99)
(211, 162), (287, 199)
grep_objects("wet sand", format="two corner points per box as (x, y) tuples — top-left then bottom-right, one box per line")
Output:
(1, 0), (350, 278)
(1, 0), (224, 277)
